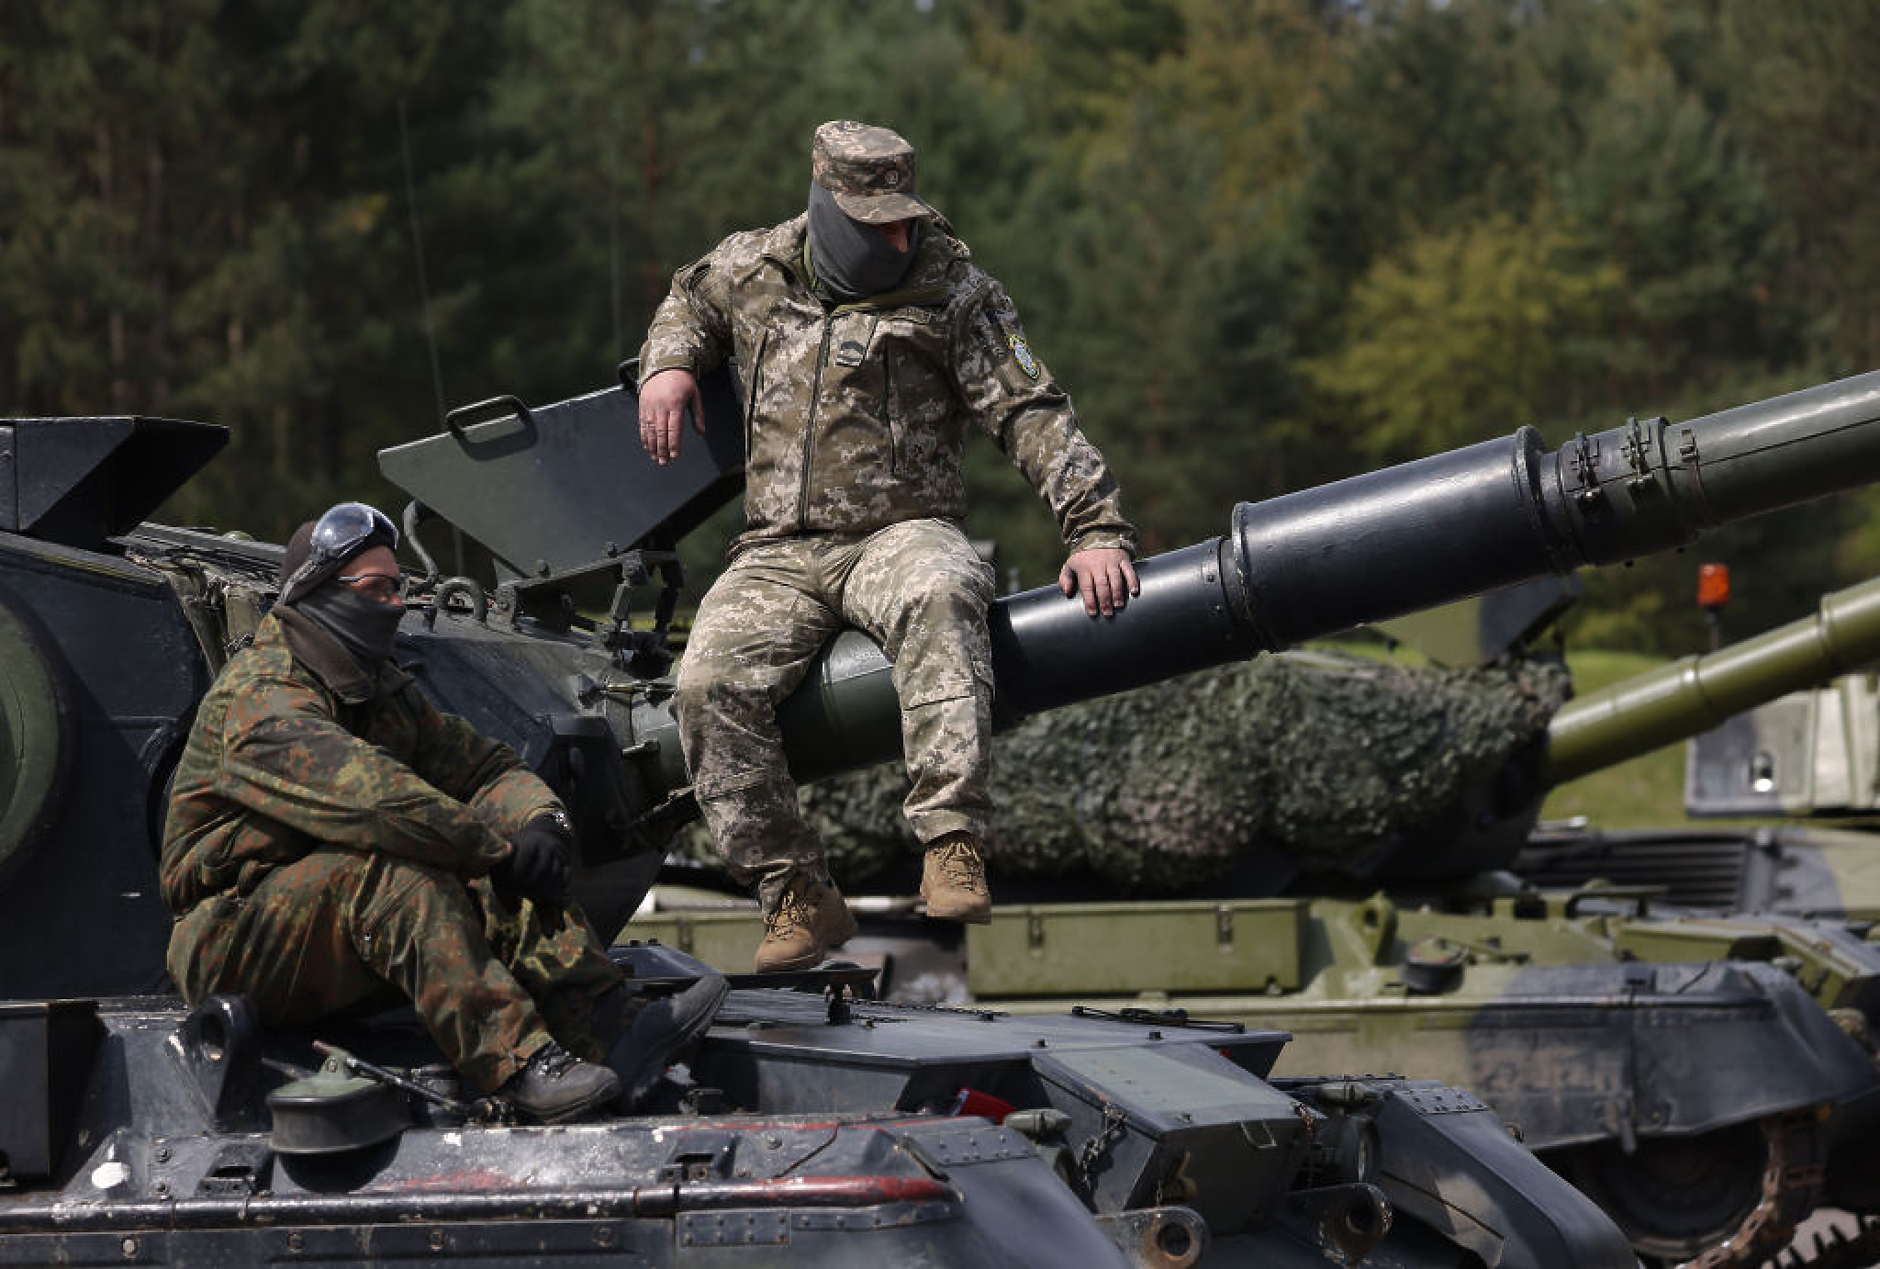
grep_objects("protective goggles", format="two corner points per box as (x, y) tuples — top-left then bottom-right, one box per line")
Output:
(280, 501), (399, 604)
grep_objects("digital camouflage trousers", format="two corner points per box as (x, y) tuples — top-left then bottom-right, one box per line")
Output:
(676, 518), (996, 912)
(167, 848), (625, 1092)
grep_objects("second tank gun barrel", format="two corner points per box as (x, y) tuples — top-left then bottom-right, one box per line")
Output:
(774, 371), (1880, 780)
(1543, 572), (1880, 786)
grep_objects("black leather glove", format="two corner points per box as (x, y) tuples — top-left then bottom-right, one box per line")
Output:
(491, 813), (574, 904)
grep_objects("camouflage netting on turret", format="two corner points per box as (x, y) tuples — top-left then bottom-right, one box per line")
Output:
(678, 650), (1572, 892)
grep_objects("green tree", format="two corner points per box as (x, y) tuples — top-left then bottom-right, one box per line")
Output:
(1304, 207), (1621, 461)
(1550, 56), (1787, 398)
(1720, 0), (1880, 370)
(0, 0), (225, 415)
(0, 1), (519, 537)
(1292, 0), (1543, 298)
(955, 0), (1338, 576)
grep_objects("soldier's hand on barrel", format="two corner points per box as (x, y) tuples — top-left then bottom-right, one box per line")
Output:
(638, 368), (706, 466)
(493, 814), (575, 903)
(1059, 547), (1139, 618)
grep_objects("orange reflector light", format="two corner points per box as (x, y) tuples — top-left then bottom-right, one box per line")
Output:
(1697, 562), (1731, 610)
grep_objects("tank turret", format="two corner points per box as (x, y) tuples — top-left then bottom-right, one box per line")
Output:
(1514, 573), (1880, 924)
(385, 370), (1880, 878)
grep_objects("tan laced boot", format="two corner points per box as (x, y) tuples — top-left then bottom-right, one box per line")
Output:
(754, 873), (859, 973)
(921, 832), (992, 924)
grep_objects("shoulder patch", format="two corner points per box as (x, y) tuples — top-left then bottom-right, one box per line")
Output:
(1007, 333), (1040, 380)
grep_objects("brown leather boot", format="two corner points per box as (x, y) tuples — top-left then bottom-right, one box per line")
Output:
(498, 1040), (621, 1124)
(754, 873), (859, 973)
(921, 832), (992, 924)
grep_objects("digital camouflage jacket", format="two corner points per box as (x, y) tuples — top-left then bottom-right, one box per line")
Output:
(638, 214), (1139, 557)
(160, 607), (560, 915)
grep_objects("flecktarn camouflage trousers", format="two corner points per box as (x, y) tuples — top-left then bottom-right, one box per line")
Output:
(676, 518), (995, 911)
(168, 848), (624, 1092)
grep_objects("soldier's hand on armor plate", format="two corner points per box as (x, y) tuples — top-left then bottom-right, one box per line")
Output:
(492, 814), (575, 903)
(637, 369), (706, 466)
(1059, 547), (1139, 618)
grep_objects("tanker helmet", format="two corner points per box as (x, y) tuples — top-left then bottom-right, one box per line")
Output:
(279, 501), (398, 605)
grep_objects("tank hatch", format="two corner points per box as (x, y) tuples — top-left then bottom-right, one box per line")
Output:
(377, 368), (744, 593)
(0, 416), (229, 550)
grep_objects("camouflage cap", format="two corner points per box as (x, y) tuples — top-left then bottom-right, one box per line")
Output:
(811, 120), (930, 224)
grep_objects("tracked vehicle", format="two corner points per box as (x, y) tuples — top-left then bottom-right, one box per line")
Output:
(8, 370), (1880, 1263)
(643, 617), (1880, 1266)
(1520, 575), (1880, 926)
(624, 373), (1880, 1265)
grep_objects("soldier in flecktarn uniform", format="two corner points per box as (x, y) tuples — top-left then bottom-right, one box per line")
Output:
(637, 120), (1140, 972)
(160, 501), (725, 1123)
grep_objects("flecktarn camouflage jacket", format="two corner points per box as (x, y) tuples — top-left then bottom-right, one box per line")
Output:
(160, 607), (560, 914)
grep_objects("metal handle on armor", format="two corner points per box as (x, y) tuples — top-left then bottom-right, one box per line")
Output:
(443, 395), (532, 442)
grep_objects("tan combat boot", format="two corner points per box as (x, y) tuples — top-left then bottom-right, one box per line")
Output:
(921, 832), (992, 924)
(754, 873), (859, 973)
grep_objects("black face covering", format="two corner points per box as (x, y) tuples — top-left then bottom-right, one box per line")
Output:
(806, 181), (922, 302)
(294, 583), (405, 671)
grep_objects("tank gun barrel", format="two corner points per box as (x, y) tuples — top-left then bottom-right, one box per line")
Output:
(771, 372), (1880, 779)
(1542, 574), (1880, 785)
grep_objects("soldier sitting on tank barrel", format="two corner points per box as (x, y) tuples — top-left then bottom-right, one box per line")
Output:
(159, 500), (727, 1123)
(636, 120), (1140, 972)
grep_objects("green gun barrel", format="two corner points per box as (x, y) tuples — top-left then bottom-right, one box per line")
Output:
(1544, 574), (1880, 785)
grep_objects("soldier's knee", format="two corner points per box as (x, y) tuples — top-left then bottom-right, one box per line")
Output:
(913, 555), (994, 609)
(676, 657), (776, 719)
(365, 855), (478, 923)
(894, 579), (991, 643)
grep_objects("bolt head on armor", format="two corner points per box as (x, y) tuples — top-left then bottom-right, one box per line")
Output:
(811, 120), (929, 224)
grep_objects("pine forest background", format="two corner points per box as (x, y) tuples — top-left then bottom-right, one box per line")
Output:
(4, 0), (1878, 656)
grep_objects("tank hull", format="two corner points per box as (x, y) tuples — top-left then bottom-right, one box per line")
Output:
(632, 892), (1880, 1261)
(0, 957), (1636, 1268)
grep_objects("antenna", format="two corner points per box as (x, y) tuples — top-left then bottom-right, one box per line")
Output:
(610, 147), (622, 360)
(397, 99), (447, 423)
(397, 100), (463, 575)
